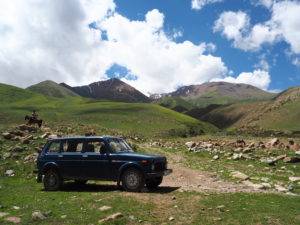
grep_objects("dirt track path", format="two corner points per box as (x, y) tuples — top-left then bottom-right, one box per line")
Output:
(145, 145), (273, 193)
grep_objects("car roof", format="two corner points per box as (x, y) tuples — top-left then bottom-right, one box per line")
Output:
(49, 136), (120, 141)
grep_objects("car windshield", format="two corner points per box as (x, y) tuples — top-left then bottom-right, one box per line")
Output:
(108, 138), (134, 153)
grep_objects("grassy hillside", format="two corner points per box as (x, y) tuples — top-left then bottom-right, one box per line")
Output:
(27, 80), (80, 98)
(198, 86), (300, 132)
(0, 84), (218, 137)
(153, 96), (195, 113)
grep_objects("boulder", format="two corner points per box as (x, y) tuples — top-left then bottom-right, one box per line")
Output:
(295, 151), (300, 155)
(242, 181), (265, 190)
(4, 217), (21, 223)
(283, 157), (300, 163)
(98, 213), (123, 223)
(2, 152), (11, 159)
(231, 172), (249, 180)
(32, 211), (46, 219)
(99, 206), (112, 211)
(185, 141), (196, 148)
(5, 170), (15, 176)
(289, 177), (300, 182)
(2, 132), (13, 140)
(267, 138), (280, 148)
(10, 146), (24, 152)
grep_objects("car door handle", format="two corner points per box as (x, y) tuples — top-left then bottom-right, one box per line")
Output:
(82, 155), (88, 158)
(58, 155), (63, 158)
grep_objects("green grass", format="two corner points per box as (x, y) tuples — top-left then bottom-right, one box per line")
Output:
(27, 80), (80, 98)
(0, 84), (218, 138)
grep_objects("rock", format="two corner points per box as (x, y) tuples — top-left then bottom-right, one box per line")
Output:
(261, 183), (272, 188)
(231, 172), (249, 180)
(19, 124), (37, 132)
(242, 181), (265, 189)
(3, 132), (13, 140)
(260, 158), (276, 166)
(236, 139), (246, 147)
(61, 215), (67, 219)
(32, 211), (46, 219)
(248, 142), (256, 148)
(274, 154), (287, 162)
(171, 196), (176, 200)
(99, 206), (111, 211)
(48, 134), (58, 139)
(2, 152), (11, 159)
(4, 217), (22, 223)
(289, 177), (300, 182)
(283, 157), (300, 163)
(10, 146), (24, 152)
(40, 133), (51, 139)
(275, 184), (289, 192)
(213, 155), (219, 160)
(0, 212), (10, 218)
(295, 151), (300, 155)
(267, 138), (280, 147)
(13, 206), (21, 210)
(185, 141), (196, 148)
(24, 153), (38, 164)
(98, 213), (123, 223)
(168, 217), (175, 221)
(5, 170), (15, 176)
(243, 148), (253, 153)
(232, 153), (243, 160)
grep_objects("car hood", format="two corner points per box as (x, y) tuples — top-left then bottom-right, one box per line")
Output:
(115, 152), (166, 161)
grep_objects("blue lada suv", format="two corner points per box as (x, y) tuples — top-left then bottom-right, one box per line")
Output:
(36, 136), (172, 192)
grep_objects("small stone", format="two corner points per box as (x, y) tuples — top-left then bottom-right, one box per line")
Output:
(12, 206), (21, 210)
(185, 141), (196, 148)
(2, 152), (11, 159)
(169, 217), (175, 221)
(231, 172), (249, 180)
(213, 155), (219, 160)
(242, 181), (265, 189)
(295, 151), (300, 155)
(4, 217), (21, 223)
(5, 170), (15, 176)
(275, 184), (289, 192)
(289, 177), (300, 182)
(2, 132), (13, 140)
(128, 215), (135, 220)
(171, 196), (176, 200)
(11, 146), (24, 152)
(283, 157), (300, 163)
(98, 212), (123, 223)
(32, 211), (46, 219)
(0, 212), (10, 218)
(61, 215), (67, 219)
(99, 206), (112, 211)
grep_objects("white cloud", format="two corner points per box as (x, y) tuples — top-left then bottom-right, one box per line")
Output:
(192, 0), (223, 10)
(211, 69), (271, 90)
(252, 0), (274, 9)
(0, 0), (230, 95)
(292, 58), (300, 67)
(214, 0), (300, 54)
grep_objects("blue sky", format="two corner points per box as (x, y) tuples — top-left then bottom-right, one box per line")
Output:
(0, 0), (300, 94)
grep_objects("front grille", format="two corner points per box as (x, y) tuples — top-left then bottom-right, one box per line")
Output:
(154, 161), (166, 172)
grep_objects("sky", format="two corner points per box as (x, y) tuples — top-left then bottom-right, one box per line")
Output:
(0, 0), (300, 95)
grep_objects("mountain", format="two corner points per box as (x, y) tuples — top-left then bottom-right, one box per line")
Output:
(27, 80), (80, 98)
(0, 82), (217, 137)
(156, 82), (276, 107)
(60, 78), (150, 103)
(198, 86), (300, 132)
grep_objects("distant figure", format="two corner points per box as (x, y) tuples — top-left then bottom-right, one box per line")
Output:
(25, 110), (43, 128)
(31, 110), (38, 120)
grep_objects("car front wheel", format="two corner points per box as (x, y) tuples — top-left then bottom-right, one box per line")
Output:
(121, 168), (145, 192)
(43, 169), (63, 191)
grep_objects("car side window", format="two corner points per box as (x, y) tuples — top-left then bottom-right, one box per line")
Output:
(85, 141), (106, 154)
(47, 141), (60, 153)
(62, 140), (83, 153)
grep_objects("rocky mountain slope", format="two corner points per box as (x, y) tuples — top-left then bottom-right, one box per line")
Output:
(154, 82), (276, 107)
(27, 80), (80, 98)
(61, 78), (150, 103)
(198, 86), (300, 132)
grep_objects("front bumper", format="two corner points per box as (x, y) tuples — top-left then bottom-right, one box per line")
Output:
(146, 169), (172, 178)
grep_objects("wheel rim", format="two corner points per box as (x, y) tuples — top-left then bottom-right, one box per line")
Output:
(48, 173), (57, 187)
(125, 172), (139, 188)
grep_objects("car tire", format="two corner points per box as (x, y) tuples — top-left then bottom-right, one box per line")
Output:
(74, 180), (88, 185)
(43, 169), (63, 191)
(121, 168), (145, 192)
(146, 176), (163, 189)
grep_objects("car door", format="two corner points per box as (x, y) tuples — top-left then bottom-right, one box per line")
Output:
(58, 139), (84, 179)
(81, 139), (113, 180)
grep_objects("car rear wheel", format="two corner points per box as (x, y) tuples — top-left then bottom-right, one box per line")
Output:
(146, 176), (163, 189)
(43, 169), (63, 191)
(122, 168), (145, 192)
